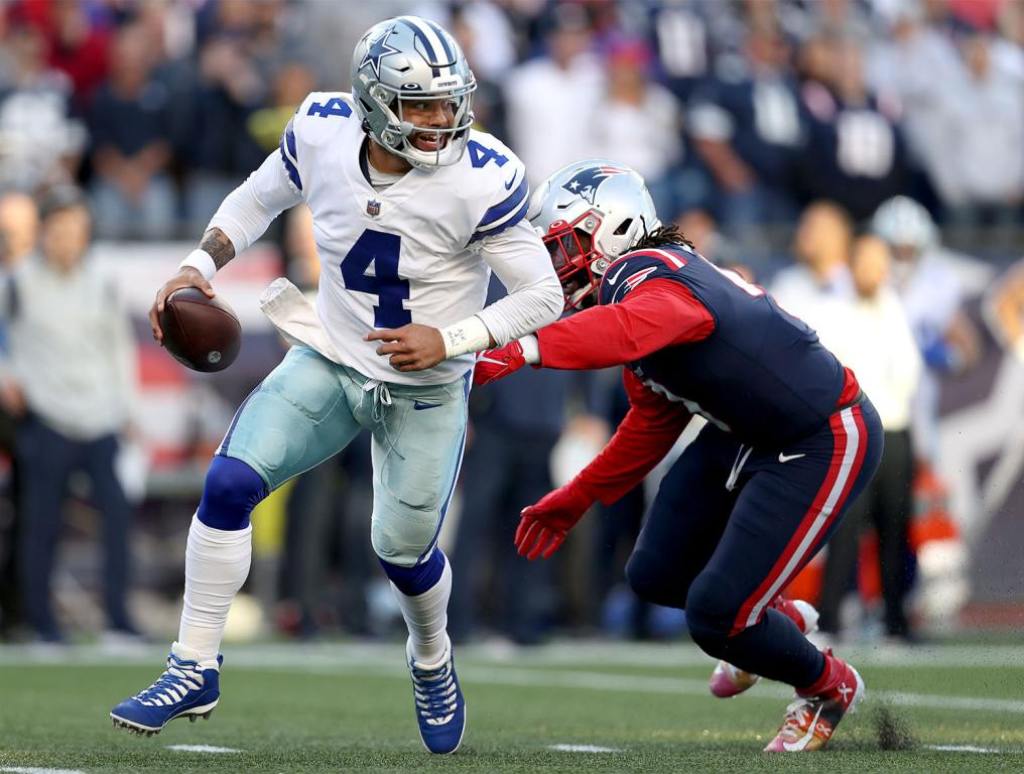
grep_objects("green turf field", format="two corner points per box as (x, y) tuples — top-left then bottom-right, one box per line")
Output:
(1, 641), (1022, 772)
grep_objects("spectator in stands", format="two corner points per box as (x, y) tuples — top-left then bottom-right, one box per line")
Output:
(0, 187), (139, 643)
(770, 200), (853, 333)
(866, 3), (964, 211)
(689, 21), (804, 238)
(504, 3), (603, 184)
(28, 0), (112, 113)
(815, 235), (922, 642)
(938, 31), (1024, 226)
(182, 33), (266, 231)
(589, 37), (684, 217)
(798, 34), (908, 221)
(0, 24), (85, 191)
(88, 23), (175, 240)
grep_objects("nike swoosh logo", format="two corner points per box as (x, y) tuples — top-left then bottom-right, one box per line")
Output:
(782, 705), (824, 752)
(504, 174), (517, 190)
(413, 400), (441, 411)
(778, 452), (806, 464)
(605, 262), (629, 285)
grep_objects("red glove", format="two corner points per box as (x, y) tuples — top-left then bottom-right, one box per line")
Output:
(515, 482), (594, 560)
(473, 340), (526, 386)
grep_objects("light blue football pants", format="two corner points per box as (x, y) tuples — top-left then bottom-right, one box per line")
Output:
(218, 346), (469, 567)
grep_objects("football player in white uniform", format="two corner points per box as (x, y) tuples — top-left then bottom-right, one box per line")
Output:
(110, 16), (562, 755)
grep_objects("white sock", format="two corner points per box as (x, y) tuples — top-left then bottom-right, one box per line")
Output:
(391, 553), (452, 665)
(176, 513), (252, 662)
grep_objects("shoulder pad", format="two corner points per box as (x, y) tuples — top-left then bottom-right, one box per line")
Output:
(464, 129), (530, 243)
(292, 92), (358, 146)
(599, 249), (690, 305)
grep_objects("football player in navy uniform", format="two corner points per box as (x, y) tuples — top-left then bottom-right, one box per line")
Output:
(473, 160), (883, 752)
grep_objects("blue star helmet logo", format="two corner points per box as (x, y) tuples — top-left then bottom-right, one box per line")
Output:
(562, 166), (626, 204)
(360, 25), (401, 80)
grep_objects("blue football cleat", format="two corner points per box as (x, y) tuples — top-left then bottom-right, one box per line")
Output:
(110, 650), (222, 735)
(407, 637), (466, 754)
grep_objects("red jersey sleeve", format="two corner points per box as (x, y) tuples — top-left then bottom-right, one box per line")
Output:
(536, 279), (715, 369)
(574, 369), (691, 506)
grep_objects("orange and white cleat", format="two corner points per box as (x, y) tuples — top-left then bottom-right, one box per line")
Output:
(763, 651), (865, 752)
(709, 598), (819, 698)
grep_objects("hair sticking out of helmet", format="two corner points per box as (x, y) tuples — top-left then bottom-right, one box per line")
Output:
(351, 16), (477, 170)
(530, 159), (662, 310)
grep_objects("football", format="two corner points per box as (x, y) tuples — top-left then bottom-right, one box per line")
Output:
(159, 287), (241, 372)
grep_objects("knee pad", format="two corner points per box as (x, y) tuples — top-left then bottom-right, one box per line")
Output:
(625, 549), (688, 609)
(380, 549), (447, 596)
(197, 455), (270, 531)
(684, 571), (739, 655)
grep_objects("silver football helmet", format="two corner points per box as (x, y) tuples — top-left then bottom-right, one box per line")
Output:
(351, 16), (476, 169)
(529, 159), (660, 309)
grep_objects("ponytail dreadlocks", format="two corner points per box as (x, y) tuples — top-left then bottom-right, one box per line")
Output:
(632, 224), (694, 252)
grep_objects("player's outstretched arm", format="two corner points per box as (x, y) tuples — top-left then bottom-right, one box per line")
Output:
(515, 371), (690, 560)
(475, 279), (715, 384)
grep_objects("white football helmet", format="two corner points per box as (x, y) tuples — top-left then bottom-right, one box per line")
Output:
(351, 16), (476, 169)
(529, 159), (660, 309)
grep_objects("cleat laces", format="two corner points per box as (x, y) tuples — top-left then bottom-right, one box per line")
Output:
(134, 656), (203, 707)
(410, 660), (458, 726)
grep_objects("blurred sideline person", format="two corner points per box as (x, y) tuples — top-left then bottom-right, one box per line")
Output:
(110, 16), (562, 755)
(0, 186), (139, 643)
(870, 196), (980, 465)
(814, 236), (922, 641)
(770, 201), (853, 333)
(476, 160), (882, 752)
(0, 191), (39, 638)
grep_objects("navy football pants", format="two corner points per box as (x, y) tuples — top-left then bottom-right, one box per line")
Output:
(626, 398), (883, 688)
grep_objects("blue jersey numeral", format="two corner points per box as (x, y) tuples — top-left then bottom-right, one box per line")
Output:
(307, 97), (352, 118)
(467, 139), (508, 169)
(341, 229), (411, 328)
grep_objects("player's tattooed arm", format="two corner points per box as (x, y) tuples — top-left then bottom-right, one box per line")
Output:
(200, 227), (236, 270)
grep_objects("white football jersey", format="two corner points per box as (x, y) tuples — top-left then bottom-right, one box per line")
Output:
(278, 91), (533, 385)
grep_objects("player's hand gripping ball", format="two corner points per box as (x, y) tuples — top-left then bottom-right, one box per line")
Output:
(158, 287), (241, 372)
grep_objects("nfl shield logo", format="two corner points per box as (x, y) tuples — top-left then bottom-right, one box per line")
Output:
(366, 199), (381, 217)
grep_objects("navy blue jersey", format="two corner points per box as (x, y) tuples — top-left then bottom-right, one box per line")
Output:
(598, 245), (847, 447)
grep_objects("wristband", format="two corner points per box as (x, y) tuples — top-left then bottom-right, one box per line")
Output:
(519, 334), (540, 364)
(179, 249), (217, 282)
(440, 315), (492, 359)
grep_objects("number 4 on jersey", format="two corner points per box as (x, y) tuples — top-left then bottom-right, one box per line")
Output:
(341, 229), (411, 328)
(467, 139), (507, 169)
(307, 97), (352, 118)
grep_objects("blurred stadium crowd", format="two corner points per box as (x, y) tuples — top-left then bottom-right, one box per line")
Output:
(0, 0), (1022, 649)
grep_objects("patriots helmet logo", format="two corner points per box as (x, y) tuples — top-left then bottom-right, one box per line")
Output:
(562, 165), (626, 204)
(359, 25), (401, 79)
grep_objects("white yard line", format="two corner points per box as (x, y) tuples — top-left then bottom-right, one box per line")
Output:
(0, 768), (86, 774)
(165, 744), (243, 754)
(926, 744), (1004, 754)
(549, 744), (623, 753)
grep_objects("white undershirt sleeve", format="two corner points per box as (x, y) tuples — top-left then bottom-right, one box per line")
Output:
(472, 218), (563, 346)
(207, 151), (304, 255)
